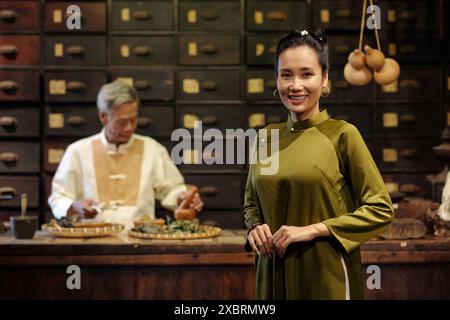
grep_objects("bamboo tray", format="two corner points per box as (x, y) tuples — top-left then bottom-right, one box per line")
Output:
(42, 223), (124, 238)
(128, 225), (221, 240)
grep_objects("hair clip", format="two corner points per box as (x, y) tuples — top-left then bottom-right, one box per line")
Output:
(300, 30), (308, 36)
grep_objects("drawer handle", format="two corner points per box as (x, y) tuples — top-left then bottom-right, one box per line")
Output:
(336, 9), (352, 19)
(203, 10), (218, 21)
(334, 115), (351, 122)
(0, 152), (18, 163)
(134, 80), (152, 91)
(399, 45), (416, 54)
(0, 45), (18, 56)
(0, 10), (17, 22)
(399, 79), (420, 88)
(201, 116), (217, 125)
(399, 114), (417, 124)
(399, 183), (420, 195)
(399, 10), (416, 20)
(200, 44), (217, 55)
(265, 80), (277, 90)
(132, 10), (152, 21)
(137, 117), (153, 128)
(399, 148), (417, 158)
(133, 46), (153, 56)
(267, 116), (282, 124)
(0, 80), (18, 91)
(66, 116), (86, 126)
(66, 81), (86, 92)
(266, 11), (288, 21)
(199, 186), (219, 196)
(66, 46), (86, 56)
(335, 80), (350, 89)
(0, 116), (18, 127)
(201, 81), (217, 92)
(334, 45), (351, 55)
(0, 186), (17, 199)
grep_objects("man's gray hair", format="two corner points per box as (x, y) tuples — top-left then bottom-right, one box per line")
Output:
(97, 80), (140, 114)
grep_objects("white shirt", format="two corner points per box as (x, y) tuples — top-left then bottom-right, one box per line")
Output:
(48, 130), (187, 230)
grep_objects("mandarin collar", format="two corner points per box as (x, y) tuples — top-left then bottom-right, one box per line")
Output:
(100, 129), (135, 154)
(287, 109), (330, 132)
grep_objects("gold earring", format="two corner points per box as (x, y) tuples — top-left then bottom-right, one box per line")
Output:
(321, 86), (330, 97)
(273, 89), (279, 98)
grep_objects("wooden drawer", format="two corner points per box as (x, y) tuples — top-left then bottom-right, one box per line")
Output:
(382, 173), (431, 199)
(327, 69), (374, 103)
(0, 106), (40, 138)
(179, 35), (240, 65)
(379, 0), (440, 34)
(378, 139), (441, 172)
(0, 1), (39, 31)
(327, 105), (375, 137)
(179, 1), (240, 31)
(44, 35), (106, 66)
(313, 0), (361, 30)
(244, 105), (288, 130)
(136, 106), (174, 138)
(327, 35), (376, 66)
(184, 174), (242, 209)
(44, 2), (106, 32)
(178, 105), (241, 136)
(111, 1), (174, 31)
(0, 70), (39, 102)
(178, 70), (240, 101)
(110, 36), (175, 66)
(0, 142), (40, 173)
(0, 70), (39, 101)
(178, 138), (243, 171)
(377, 68), (441, 102)
(0, 176), (39, 208)
(0, 35), (40, 65)
(196, 210), (244, 229)
(44, 71), (107, 103)
(246, 33), (282, 66)
(378, 104), (441, 138)
(45, 106), (101, 137)
(246, 1), (307, 31)
(110, 69), (174, 101)
(443, 104), (450, 127)
(43, 140), (73, 172)
(245, 70), (277, 101)
(381, 34), (442, 63)
(445, 68), (450, 101)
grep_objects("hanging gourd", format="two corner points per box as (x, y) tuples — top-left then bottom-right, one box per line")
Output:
(343, 0), (400, 87)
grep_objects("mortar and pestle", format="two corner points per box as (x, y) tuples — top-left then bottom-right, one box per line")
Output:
(10, 194), (38, 239)
(174, 186), (198, 221)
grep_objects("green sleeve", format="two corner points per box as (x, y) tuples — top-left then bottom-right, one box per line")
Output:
(322, 124), (394, 253)
(243, 167), (262, 230)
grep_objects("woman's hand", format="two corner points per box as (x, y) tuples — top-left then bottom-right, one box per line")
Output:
(248, 224), (274, 259)
(272, 223), (330, 258)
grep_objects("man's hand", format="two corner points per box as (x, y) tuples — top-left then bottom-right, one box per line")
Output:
(248, 224), (274, 259)
(177, 190), (204, 213)
(69, 199), (99, 219)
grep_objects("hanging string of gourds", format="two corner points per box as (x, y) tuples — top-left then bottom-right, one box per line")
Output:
(343, 0), (400, 86)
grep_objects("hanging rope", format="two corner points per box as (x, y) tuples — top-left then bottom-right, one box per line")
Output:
(358, 0), (367, 51)
(359, 0), (382, 51)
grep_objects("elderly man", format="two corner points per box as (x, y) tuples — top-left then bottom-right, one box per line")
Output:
(48, 80), (203, 229)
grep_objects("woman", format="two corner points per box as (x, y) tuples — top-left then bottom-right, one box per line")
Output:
(243, 28), (394, 300)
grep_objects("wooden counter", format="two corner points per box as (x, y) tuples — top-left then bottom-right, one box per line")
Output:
(1, 230), (449, 299)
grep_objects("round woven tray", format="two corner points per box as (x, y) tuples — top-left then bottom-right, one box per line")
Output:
(42, 223), (124, 238)
(128, 225), (221, 240)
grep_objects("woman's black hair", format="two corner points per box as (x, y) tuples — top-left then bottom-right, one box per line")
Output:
(274, 27), (329, 75)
